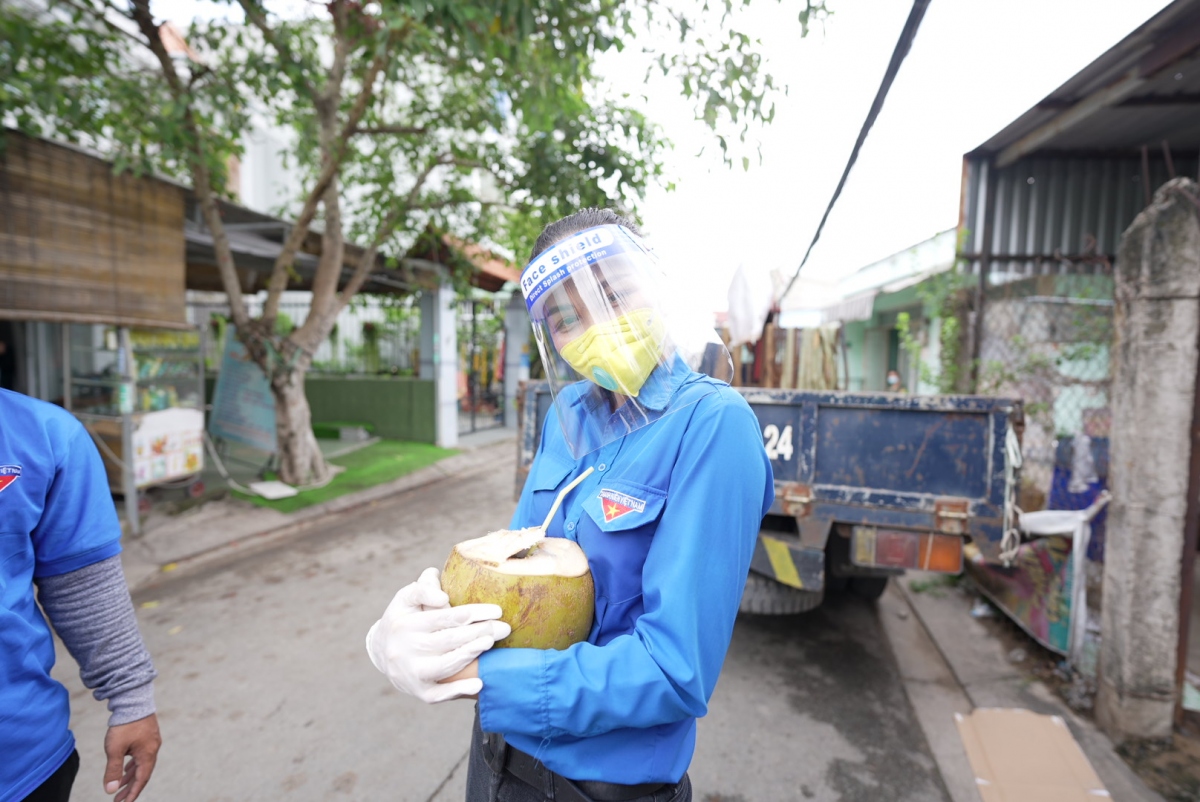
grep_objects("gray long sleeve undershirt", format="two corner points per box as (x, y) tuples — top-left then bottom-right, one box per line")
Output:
(35, 555), (158, 727)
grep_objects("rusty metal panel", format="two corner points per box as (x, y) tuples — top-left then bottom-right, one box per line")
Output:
(738, 387), (1018, 560)
(934, 497), (970, 535)
(959, 153), (1199, 283)
(778, 482), (813, 517)
(813, 407), (990, 499)
(514, 381), (1019, 563)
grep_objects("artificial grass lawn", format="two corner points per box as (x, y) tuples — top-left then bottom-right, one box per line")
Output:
(234, 440), (457, 513)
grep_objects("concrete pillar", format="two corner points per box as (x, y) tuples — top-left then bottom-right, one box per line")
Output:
(418, 280), (458, 448)
(503, 294), (530, 429)
(1097, 177), (1200, 741)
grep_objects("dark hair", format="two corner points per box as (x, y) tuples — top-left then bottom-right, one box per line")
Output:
(529, 208), (642, 263)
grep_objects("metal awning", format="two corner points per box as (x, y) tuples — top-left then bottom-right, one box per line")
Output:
(959, 0), (1200, 283)
(971, 0), (1200, 165)
(406, 230), (520, 293)
(183, 202), (441, 297)
(821, 291), (878, 324)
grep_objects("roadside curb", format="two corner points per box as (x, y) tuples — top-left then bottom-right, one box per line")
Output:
(878, 581), (981, 802)
(123, 437), (515, 593)
(890, 575), (1166, 802)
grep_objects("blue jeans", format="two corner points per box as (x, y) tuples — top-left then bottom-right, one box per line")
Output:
(465, 714), (692, 802)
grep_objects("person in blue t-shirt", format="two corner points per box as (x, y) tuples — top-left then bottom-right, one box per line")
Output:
(367, 210), (774, 802)
(1, 389), (161, 802)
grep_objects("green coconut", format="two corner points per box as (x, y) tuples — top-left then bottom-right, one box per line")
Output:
(441, 527), (594, 650)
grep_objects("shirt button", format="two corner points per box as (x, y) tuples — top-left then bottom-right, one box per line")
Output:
(565, 521), (575, 532)
(597, 463), (607, 472)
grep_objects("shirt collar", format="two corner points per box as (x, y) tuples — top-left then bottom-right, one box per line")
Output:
(635, 353), (692, 412)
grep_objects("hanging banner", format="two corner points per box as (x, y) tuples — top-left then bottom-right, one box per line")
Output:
(209, 331), (277, 453)
(964, 538), (1074, 656)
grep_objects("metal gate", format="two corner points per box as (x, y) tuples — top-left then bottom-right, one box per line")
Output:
(458, 298), (506, 435)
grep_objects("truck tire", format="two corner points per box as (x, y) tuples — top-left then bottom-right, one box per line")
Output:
(849, 576), (888, 601)
(739, 572), (824, 615)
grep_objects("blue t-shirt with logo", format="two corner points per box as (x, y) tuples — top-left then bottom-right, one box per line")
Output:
(1, 389), (123, 801)
(478, 360), (774, 784)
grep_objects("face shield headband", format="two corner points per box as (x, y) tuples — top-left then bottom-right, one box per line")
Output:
(520, 224), (655, 317)
(521, 223), (732, 458)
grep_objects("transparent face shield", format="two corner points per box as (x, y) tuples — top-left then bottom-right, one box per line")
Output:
(522, 224), (733, 458)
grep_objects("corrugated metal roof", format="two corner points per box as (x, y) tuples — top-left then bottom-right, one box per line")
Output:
(820, 292), (877, 325)
(959, 152), (1198, 281)
(971, 0), (1200, 163)
(959, 0), (1200, 282)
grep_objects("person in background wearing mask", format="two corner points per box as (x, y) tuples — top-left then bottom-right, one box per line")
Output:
(1, 388), (161, 802)
(886, 369), (907, 394)
(366, 209), (774, 802)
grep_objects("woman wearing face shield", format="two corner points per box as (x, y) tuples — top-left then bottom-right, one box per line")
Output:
(367, 209), (774, 802)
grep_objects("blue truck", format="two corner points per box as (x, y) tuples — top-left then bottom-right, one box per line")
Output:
(516, 382), (1023, 613)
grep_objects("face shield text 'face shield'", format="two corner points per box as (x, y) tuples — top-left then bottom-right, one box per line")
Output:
(522, 224), (733, 458)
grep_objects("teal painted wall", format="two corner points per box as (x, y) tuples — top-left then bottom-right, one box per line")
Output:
(864, 327), (888, 391)
(842, 322), (867, 391)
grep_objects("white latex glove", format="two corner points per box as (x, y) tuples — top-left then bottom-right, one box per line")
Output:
(366, 567), (510, 703)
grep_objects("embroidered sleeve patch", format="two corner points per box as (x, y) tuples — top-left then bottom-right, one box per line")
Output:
(599, 488), (647, 523)
(0, 464), (22, 494)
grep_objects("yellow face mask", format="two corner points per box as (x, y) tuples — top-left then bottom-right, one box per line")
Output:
(559, 308), (666, 397)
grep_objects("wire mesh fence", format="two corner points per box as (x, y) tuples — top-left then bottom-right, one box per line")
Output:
(976, 274), (1113, 517)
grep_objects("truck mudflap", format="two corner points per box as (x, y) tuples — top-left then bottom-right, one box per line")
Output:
(749, 534), (825, 592)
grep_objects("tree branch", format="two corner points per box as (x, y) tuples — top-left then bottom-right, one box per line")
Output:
(354, 125), (429, 136)
(234, 0), (319, 102)
(260, 36), (397, 325)
(332, 153), (453, 312)
(128, 0), (252, 333)
(293, 165), (346, 350)
(54, 0), (144, 46)
(325, 0), (350, 105)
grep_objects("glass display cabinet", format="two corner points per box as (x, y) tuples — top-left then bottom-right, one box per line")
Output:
(65, 324), (205, 535)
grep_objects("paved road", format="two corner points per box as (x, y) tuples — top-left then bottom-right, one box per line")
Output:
(54, 442), (949, 802)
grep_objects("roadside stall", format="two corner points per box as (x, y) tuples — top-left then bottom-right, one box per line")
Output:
(65, 325), (206, 533)
(0, 132), (195, 535)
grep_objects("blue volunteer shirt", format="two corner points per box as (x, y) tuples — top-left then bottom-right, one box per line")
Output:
(478, 358), (774, 784)
(0, 389), (124, 801)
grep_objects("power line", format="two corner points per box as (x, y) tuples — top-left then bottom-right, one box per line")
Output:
(777, 0), (932, 304)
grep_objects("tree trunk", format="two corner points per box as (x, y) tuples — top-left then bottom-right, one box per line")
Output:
(270, 362), (331, 487)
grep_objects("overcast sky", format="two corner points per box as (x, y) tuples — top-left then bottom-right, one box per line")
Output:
(600, 0), (1175, 313)
(158, 0), (1174, 312)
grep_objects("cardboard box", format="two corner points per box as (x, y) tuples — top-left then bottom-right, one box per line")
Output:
(956, 708), (1109, 802)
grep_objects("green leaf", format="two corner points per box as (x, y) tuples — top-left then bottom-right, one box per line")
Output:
(2, 0), (827, 311)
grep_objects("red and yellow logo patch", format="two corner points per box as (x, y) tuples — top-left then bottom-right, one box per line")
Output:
(599, 488), (646, 523)
(0, 465), (22, 494)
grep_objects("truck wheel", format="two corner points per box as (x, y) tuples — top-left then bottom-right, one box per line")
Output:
(739, 573), (824, 615)
(849, 576), (888, 601)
